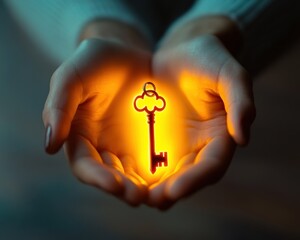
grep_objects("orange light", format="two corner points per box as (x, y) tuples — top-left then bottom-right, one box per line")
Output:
(116, 78), (187, 185)
(179, 70), (221, 120)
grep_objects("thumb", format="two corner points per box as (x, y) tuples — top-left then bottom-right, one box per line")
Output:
(218, 58), (256, 146)
(43, 63), (83, 154)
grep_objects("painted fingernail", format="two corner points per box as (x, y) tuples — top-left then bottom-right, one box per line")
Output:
(45, 125), (52, 153)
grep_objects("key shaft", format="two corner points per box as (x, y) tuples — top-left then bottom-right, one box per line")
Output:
(147, 113), (156, 159)
(147, 113), (168, 174)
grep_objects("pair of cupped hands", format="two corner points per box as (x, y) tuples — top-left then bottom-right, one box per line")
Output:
(43, 19), (255, 210)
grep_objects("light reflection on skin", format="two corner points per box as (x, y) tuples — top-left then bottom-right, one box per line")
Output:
(51, 36), (250, 206)
(115, 79), (187, 186)
(72, 39), (224, 191)
(78, 67), (230, 191)
(100, 68), (228, 187)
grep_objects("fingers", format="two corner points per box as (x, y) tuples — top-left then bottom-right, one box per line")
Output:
(147, 181), (176, 211)
(109, 154), (148, 206)
(147, 137), (234, 208)
(218, 58), (256, 145)
(65, 134), (147, 206)
(116, 173), (148, 206)
(65, 134), (124, 194)
(147, 152), (196, 209)
(166, 136), (235, 201)
(43, 63), (83, 154)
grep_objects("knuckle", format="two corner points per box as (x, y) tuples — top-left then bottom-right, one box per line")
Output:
(50, 63), (78, 91)
(242, 99), (256, 124)
(42, 108), (49, 124)
(50, 67), (63, 87)
(71, 159), (91, 185)
(206, 158), (228, 185)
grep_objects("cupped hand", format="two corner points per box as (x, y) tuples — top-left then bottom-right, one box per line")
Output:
(43, 38), (152, 206)
(148, 34), (255, 209)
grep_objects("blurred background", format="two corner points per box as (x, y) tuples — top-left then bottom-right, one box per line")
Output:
(0, 1), (299, 239)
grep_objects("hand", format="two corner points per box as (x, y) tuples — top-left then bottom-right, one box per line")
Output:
(43, 22), (153, 206)
(147, 17), (255, 209)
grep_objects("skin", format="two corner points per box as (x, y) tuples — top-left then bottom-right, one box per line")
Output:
(43, 16), (255, 209)
(149, 17), (255, 209)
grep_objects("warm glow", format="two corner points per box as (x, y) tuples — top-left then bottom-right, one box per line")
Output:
(179, 70), (224, 121)
(116, 78), (187, 185)
(94, 67), (224, 186)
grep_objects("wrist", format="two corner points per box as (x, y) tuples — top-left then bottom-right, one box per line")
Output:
(79, 19), (151, 51)
(159, 15), (242, 55)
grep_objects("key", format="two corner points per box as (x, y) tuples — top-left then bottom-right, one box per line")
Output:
(147, 110), (168, 174)
(134, 82), (168, 174)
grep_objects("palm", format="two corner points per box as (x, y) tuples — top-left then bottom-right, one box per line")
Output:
(147, 35), (238, 207)
(174, 80), (231, 173)
(45, 39), (152, 205)
(70, 87), (146, 182)
(45, 36), (253, 208)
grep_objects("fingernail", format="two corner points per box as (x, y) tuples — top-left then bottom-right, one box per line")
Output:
(45, 125), (52, 153)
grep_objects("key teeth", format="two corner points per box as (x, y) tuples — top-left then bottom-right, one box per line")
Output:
(151, 152), (168, 174)
(164, 152), (168, 166)
(160, 152), (168, 167)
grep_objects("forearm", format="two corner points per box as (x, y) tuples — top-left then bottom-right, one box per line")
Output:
(79, 19), (151, 51)
(159, 15), (242, 55)
(159, 0), (272, 51)
(5, 0), (153, 63)
(159, 0), (300, 74)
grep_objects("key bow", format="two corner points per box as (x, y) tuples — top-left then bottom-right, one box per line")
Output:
(133, 82), (166, 114)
